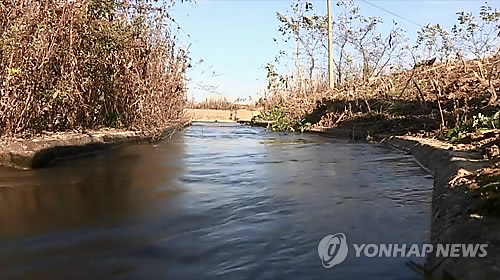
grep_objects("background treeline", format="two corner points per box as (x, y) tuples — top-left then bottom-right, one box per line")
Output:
(0, 0), (187, 137)
(260, 0), (500, 134)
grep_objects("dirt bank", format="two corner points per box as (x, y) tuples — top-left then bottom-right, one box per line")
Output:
(0, 121), (190, 170)
(382, 136), (500, 280)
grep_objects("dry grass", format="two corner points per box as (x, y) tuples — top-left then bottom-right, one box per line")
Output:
(187, 97), (240, 111)
(259, 56), (500, 134)
(322, 56), (499, 129)
(255, 79), (329, 129)
(0, 0), (186, 137)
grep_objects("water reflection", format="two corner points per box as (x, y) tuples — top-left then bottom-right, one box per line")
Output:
(0, 133), (186, 239)
(0, 123), (432, 280)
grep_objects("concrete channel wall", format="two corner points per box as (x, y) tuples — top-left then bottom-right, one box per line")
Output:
(0, 122), (190, 170)
(1, 114), (498, 278)
(0, 107), (263, 170)
(382, 136), (499, 280)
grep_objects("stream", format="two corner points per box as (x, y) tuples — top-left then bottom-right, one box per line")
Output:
(0, 123), (433, 279)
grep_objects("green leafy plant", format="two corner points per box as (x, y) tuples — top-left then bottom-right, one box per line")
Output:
(447, 112), (500, 141)
(255, 107), (294, 131)
(297, 120), (312, 133)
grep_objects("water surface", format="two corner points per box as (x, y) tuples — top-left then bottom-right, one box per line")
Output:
(0, 123), (433, 279)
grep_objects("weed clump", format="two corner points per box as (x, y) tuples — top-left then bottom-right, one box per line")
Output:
(0, 0), (187, 137)
(447, 112), (500, 142)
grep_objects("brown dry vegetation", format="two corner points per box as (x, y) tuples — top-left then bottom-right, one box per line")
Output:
(187, 97), (240, 111)
(259, 0), (500, 137)
(305, 56), (500, 136)
(0, 0), (187, 137)
(259, 56), (499, 135)
(187, 97), (259, 111)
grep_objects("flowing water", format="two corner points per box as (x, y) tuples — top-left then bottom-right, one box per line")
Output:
(0, 123), (433, 280)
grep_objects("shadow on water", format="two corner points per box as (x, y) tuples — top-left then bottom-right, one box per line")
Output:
(0, 123), (433, 280)
(0, 133), (187, 279)
(0, 133), (186, 238)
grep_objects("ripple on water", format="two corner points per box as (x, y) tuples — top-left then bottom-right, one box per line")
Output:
(0, 123), (432, 280)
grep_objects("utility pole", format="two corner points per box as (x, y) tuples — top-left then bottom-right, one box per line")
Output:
(327, 0), (335, 88)
(296, 32), (302, 94)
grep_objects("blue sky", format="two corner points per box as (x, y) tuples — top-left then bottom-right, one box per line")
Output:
(171, 0), (499, 101)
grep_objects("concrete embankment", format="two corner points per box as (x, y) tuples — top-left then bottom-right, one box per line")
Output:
(0, 108), (262, 170)
(184, 109), (260, 122)
(381, 136), (500, 280)
(312, 125), (499, 279)
(0, 121), (190, 170)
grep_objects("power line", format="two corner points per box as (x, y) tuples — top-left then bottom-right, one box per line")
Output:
(359, 0), (425, 27)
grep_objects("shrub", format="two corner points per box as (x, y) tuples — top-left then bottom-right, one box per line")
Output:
(447, 112), (500, 141)
(187, 97), (239, 111)
(0, 0), (187, 136)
